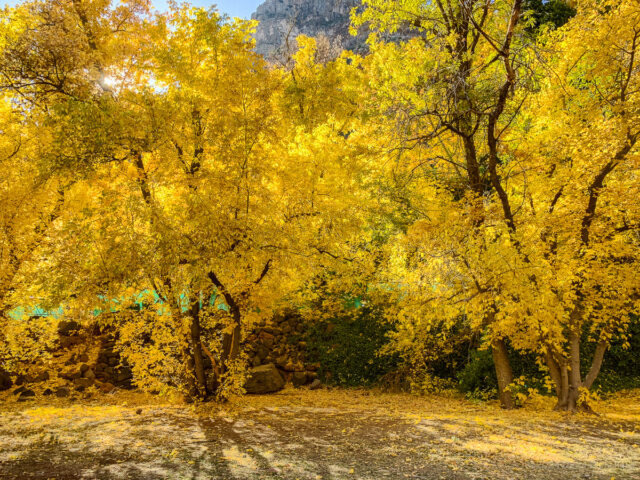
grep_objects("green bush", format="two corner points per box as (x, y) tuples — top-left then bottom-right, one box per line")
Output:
(456, 349), (498, 398)
(591, 317), (640, 393)
(456, 346), (549, 400)
(303, 306), (400, 387)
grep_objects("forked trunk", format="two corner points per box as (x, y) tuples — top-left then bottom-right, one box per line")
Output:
(492, 338), (515, 409)
(545, 334), (606, 413)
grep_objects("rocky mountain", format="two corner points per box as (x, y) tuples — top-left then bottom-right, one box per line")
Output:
(251, 0), (365, 58)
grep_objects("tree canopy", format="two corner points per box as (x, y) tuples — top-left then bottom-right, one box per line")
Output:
(0, 0), (638, 412)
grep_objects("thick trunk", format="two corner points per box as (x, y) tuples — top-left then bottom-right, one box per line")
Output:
(189, 302), (207, 398)
(546, 350), (571, 410)
(549, 329), (603, 413)
(544, 350), (563, 400)
(463, 136), (482, 195)
(491, 338), (515, 409)
(566, 330), (582, 411)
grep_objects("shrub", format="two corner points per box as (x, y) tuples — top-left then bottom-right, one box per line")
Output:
(303, 306), (400, 387)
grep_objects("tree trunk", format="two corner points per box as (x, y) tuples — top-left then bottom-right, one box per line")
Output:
(492, 338), (515, 409)
(544, 350), (562, 400)
(565, 330), (582, 411)
(221, 306), (241, 374)
(584, 340), (607, 390)
(549, 333), (604, 413)
(189, 301), (207, 399)
(545, 349), (571, 410)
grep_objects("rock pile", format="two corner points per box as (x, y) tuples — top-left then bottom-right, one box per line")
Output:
(2, 311), (322, 400)
(56, 326), (134, 393)
(2, 320), (134, 401)
(243, 311), (320, 392)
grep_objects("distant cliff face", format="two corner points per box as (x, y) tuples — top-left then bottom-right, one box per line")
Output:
(251, 0), (364, 57)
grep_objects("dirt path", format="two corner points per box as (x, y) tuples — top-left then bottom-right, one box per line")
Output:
(1, 389), (639, 479)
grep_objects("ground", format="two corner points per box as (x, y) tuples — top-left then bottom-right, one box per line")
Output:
(0, 388), (639, 480)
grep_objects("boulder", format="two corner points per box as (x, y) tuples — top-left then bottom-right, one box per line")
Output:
(0, 370), (12, 391)
(60, 371), (82, 381)
(57, 320), (81, 336)
(95, 362), (108, 372)
(275, 355), (288, 368)
(98, 382), (115, 393)
(13, 385), (27, 395)
(55, 387), (70, 398)
(244, 363), (285, 394)
(17, 389), (36, 402)
(309, 379), (322, 390)
(73, 377), (94, 389)
(292, 371), (307, 387)
(115, 371), (132, 383)
(14, 374), (33, 386)
(257, 345), (269, 361)
(82, 369), (96, 381)
(77, 353), (89, 363)
(34, 371), (50, 383)
(42, 388), (53, 396)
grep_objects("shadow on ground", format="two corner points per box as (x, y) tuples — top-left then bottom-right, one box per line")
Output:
(0, 389), (638, 479)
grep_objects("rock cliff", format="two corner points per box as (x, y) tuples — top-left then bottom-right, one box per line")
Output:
(251, 0), (364, 57)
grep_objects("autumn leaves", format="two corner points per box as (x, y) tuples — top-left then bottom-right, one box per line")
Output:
(1, 1), (639, 408)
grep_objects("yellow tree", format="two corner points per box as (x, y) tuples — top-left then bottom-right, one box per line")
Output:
(513, 0), (640, 410)
(41, 7), (370, 399)
(353, 0), (534, 408)
(358, 0), (639, 411)
(0, 0), (148, 369)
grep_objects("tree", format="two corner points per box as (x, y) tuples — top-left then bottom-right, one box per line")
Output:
(353, 0), (534, 408)
(36, 7), (370, 400)
(513, 0), (640, 410)
(355, 0), (640, 411)
(0, 0), (148, 369)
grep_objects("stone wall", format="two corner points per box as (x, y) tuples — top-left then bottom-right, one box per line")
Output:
(1, 320), (134, 401)
(244, 311), (319, 387)
(2, 312), (320, 401)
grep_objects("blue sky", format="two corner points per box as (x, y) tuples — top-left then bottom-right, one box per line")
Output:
(153, 1), (262, 18)
(2, 1), (263, 19)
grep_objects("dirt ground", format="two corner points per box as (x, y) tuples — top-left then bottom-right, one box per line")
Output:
(0, 388), (639, 480)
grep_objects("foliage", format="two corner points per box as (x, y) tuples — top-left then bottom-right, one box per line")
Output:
(304, 306), (400, 387)
(457, 349), (499, 399)
(0, 0), (638, 413)
(0, 315), (57, 373)
(353, 0), (640, 412)
(523, 0), (576, 31)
